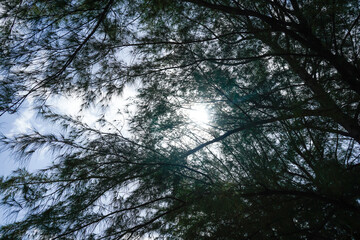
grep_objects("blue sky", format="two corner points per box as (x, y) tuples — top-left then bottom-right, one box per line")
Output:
(0, 82), (210, 227)
(0, 85), (139, 226)
(0, 100), (52, 225)
(0, 101), (49, 176)
(0, 112), (22, 176)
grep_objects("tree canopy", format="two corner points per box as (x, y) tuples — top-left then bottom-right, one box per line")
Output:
(0, 0), (360, 239)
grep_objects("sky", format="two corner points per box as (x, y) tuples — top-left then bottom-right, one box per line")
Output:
(0, 81), (210, 230)
(0, 99), (60, 226)
(0, 84), (139, 226)
(0, 103), (41, 225)
(0, 101), (48, 176)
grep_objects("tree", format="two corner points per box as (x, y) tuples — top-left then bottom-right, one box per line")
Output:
(1, 0), (360, 239)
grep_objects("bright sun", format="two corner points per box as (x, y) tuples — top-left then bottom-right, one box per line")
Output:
(186, 104), (210, 125)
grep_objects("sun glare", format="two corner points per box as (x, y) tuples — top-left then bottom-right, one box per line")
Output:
(186, 104), (210, 125)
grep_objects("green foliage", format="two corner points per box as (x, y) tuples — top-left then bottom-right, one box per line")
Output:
(1, 0), (360, 239)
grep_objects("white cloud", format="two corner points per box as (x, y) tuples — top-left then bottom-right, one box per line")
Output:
(46, 94), (83, 117)
(8, 98), (37, 135)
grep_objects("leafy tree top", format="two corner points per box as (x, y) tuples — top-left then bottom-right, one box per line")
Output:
(0, 0), (360, 239)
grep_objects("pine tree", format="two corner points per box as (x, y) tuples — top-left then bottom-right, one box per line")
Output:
(1, 0), (360, 239)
